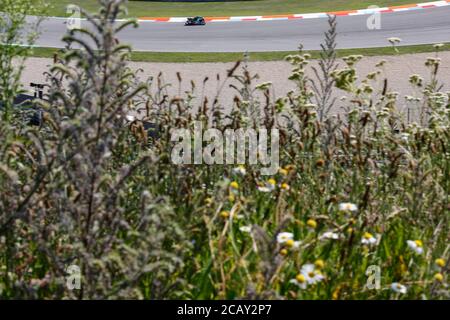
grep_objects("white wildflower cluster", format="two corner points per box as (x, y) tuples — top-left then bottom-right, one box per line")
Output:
(406, 240), (424, 255)
(232, 165), (246, 176)
(409, 74), (423, 87)
(391, 282), (407, 294)
(338, 202), (358, 213)
(343, 55), (363, 67)
(361, 232), (379, 246)
(290, 263), (325, 289)
(320, 231), (342, 241)
(404, 95), (421, 103)
(257, 179), (276, 192)
(425, 57), (441, 68)
(276, 232), (301, 249)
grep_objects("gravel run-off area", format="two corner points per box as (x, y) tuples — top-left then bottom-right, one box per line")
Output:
(17, 52), (450, 120)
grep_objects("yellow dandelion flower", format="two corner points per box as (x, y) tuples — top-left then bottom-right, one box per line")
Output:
(306, 219), (317, 229)
(280, 248), (288, 256)
(296, 274), (306, 283)
(281, 183), (290, 190)
(435, 258), (445, 268)
(314, 259), (325, 269)
(434, 273), (444, 282)
(398, 255), (407, 275)
(220, 211), (230, 219)
(230, 181), (239, 189)
(363, 232), (373, 239)
(284, 164), (295, 172)
(332, 287), (341, 300)
(285, 239), (295, 248)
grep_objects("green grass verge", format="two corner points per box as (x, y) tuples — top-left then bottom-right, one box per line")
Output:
(36, 0), (419, 18)
(29, 43), (450, 63)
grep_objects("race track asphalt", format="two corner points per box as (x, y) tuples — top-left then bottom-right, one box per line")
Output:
(28, 6), (450, 52)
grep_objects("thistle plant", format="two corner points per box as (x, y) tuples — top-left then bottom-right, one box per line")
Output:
(1, 0), (189, 299)
(310, 15), (339, 122)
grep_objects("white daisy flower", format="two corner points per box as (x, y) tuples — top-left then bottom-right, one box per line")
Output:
(257, 179), (276, 192)
(339, 202), (358, 213)
(406, 240), (424, 255)
(276, 232), (294, 244)
(361, 232), (378, 245)
(233, 165), (246, 176)
(301, 264), (325, 285)
(125, 114), (135, 122)
(285, 239), (302, 249)
(391, 282), (407, 294)
(290, 274), (308, 289)
(320, 231), (342, 240)
(292, 240), (301, 249)
(239, 226), (252, 233)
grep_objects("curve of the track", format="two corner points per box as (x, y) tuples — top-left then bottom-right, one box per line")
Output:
(30, 6), (450, 52)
